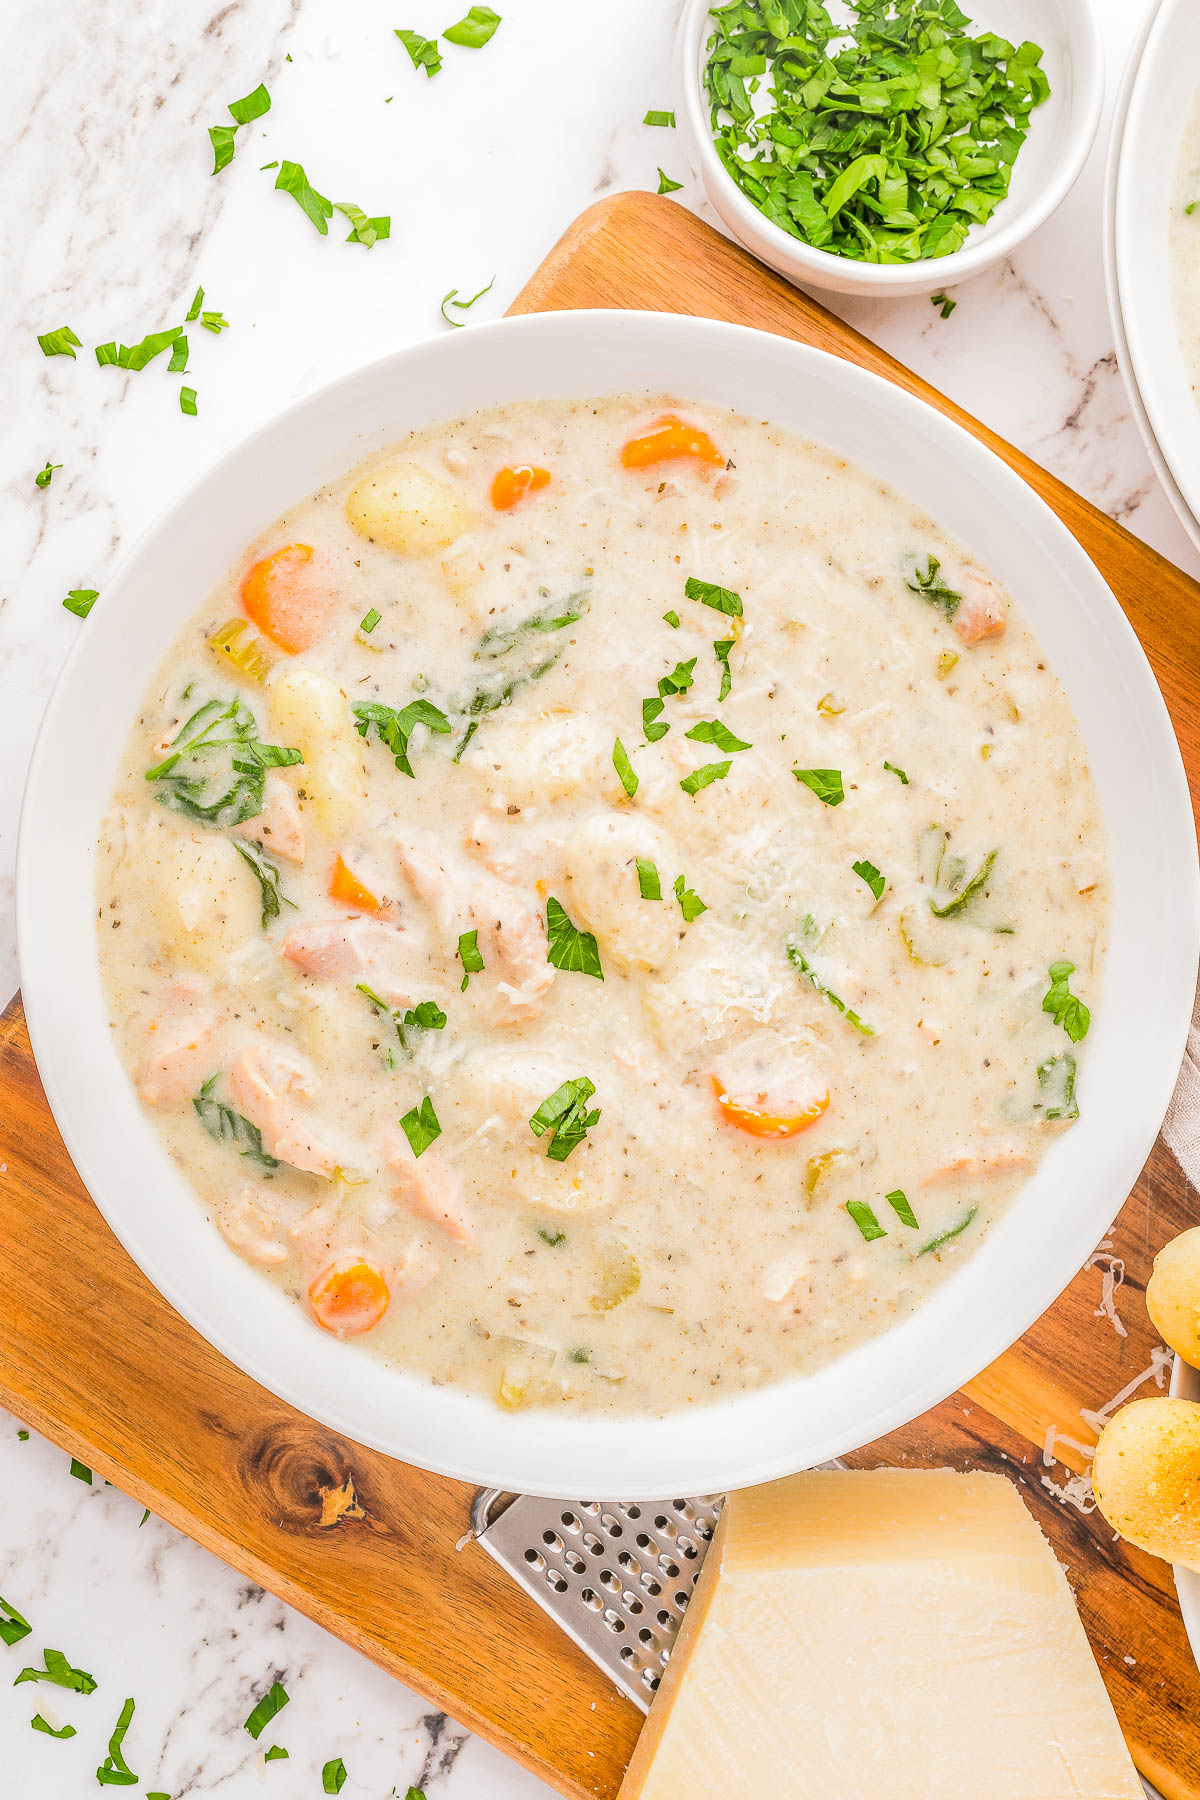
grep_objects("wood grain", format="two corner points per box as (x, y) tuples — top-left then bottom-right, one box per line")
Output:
(2, 191), (1199, 1799)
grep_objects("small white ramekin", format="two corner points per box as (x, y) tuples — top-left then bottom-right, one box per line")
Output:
(674, 0), (1103, 299)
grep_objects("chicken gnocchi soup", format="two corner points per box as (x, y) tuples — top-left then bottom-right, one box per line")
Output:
(97, 396), (1107, 1414)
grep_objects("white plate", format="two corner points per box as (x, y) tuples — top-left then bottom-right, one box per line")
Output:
(1170, 1354), (1200, 1660)
(1104, 0), (1200, 558)
(17, 310), (1200, 1500)
(1115, 0), (1200, 542)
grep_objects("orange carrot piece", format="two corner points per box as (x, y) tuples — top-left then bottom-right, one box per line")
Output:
(710, 1074), (829, 1141)
(490, 464), (552, 511)
(329, 853), (384, 915)
(308, 1257), (390, 1336)
(241, 543), (333, 654)
(620, 415), (725, 472)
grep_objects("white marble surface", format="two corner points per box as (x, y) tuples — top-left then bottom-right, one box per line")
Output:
(0, 0), (1194, 1791)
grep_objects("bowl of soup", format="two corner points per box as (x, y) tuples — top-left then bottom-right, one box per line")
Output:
(18, 309), (1197, 1499)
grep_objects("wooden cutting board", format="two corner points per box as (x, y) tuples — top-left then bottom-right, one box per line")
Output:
(4, 191), (1200, 1800)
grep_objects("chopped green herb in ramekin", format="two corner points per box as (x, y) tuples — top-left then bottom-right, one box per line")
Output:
(703, 0), (1050, 264)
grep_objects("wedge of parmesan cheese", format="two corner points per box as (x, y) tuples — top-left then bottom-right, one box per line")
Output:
(618, 1468), (1141, 1800)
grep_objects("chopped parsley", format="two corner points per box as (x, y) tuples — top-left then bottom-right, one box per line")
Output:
(1037, 1051), (1078, 1122)
(168, 339), (189, 372)
(1042, 960), (1090, 1043)
(233, 840), (292, 929)
(702, 3), (1049, 265)
(0, 1596), (32, 1647)
(613, 737), (638, 797)
(193, 1075), (279, 1170)
(793, 767), (844, 807)
(441, 277), (495, 325)
(457, 928), (484, 989)
(852, 858), (885, 902)
(186, 287), (204, 321)
(846, 1200), (886, 1242)
(180, 386), (198, 416)
(244, 1680), (289, 1739)
(96, 327), (183, 371)
(883, 760), (909, 784)
(209, 83), (271, 172)
(885, 1188), (919, 1230)
(644, 110), (676, 127)
(643, 657), (697, 740)
(906, 555), (961, 621)
(15, 1650), (97, 1694)
(685, 718), (750, 753)
(444, 5), (501, 48)
(673, 873), (707, 922)
(360, 607), (382, 633)
(685, 576), (742, 618)
(35, 461), (61, 488)
(529, 1077), (601, 1162)
(38, 326), (81, 358)
(568, 1347), (590, 1364)
(656, 168), (683, 194)
(931, 291), (956, 319)
(322, 1757), (348, 1794)
(918, 1207), (978, 1257)
(334, 201), (390, 248)
(97, 1696), (138, 1787)
(786, 941), (875, 1036)
(635, 857), (662, 900)
(713, 637), (734, 700)
(275, 160), (334, 233)
(353, 698), (451, 777)
(264, 1745), (289, 1761)
(146, 697), (302, 827)
(199, 310), (230, 333)
(63, 589), (98, 618)
(537, 1226), (567, 1247)
(643, 698), (668, 741)
(400, 1096), (442, 1158)
(32, 1715), (76, 1738)
(69, 1458), (92, 1483)
(663, 609), (680, 628)
(396, 28), (443, 74)
(680, 759), (732, 796)
(545, 896), (604, 979)
(358, 985), (446, 1059)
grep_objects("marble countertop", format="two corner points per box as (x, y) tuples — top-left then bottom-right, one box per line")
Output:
(0, 0), (1191, 1791)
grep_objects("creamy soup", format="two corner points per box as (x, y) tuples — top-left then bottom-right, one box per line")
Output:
(1172, 95), (1200, 397)
(97, 395), (1107, 1416)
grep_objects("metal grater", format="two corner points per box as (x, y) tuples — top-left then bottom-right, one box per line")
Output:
(470, 1489), (724, 1710)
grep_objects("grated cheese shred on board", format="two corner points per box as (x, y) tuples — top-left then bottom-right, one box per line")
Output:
(1084, 1238), (1128, 1339)
(1040, 1347), (1175, 1515)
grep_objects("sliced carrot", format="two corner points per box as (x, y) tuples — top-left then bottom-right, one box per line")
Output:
(620, 415), (725, 472)
(711, 1074), (829, 1141)
(491, 464), (552, 511)
(308, 1257), (390, 1337)
(329, 853), (384, 915)
(241, 543), (334, 654)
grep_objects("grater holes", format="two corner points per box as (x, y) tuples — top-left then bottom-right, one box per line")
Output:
(603, 1610), (626, 1634)
(580, 1587), (602, 1612)
(635, 1532), (651, 1549)
(583, 1532), (604, 1555)
(656, 1608), (672, 1627)
(638, 1627), (657, 1647)
(560, 1511), (581, 1533)
(542, 1529), (564, 1553)
(600, 1512), (624, 1538)
(674, 1590), (689, 1608)
(678, 1536), (697, 1559)
(523, 1548), (546, 1570)
(564, 1550), (586, 1575)
(660, 1559), (680, 1580)
(599, 1569), (621, 1594)
(545, 1568), (569, 1594)
(617, 1550), (642, 1575)
(641, 1573), (662, 1596)
(627, 1596), (644, 1616)
(619, 1645), (637, 1666)
(581, 1501), (601, 1516)
(672, 1499), (695, 1519)
(643, 1669), (660, 1693)
(625, 1504), (642, 1519)
(654, 1515), (678, 1541)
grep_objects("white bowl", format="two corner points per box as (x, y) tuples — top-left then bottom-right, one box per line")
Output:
(1171, 1354), (1200, 1663)
(1115, 0), (1200, 539)
(1103, 0), (1200, 560)
(674, 0), (1103, 299)
(18, 311), (1198, 1500)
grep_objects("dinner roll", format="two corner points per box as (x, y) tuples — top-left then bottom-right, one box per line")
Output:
(1092, 1396), (1200, 1570)
(1146, 1227), (1200, 1369)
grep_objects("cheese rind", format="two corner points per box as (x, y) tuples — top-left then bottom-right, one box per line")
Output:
(619, 1469), (1142, 1800)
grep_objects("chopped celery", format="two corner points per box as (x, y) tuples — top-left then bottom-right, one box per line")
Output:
(590, 1239), (641, 1313)
(209, 617), (276, 684)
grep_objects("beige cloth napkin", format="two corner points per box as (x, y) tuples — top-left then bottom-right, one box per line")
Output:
(1164, 984), (1200, 1180)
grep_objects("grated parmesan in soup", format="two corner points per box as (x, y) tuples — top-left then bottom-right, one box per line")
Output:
(96, 396), (1108, 1415)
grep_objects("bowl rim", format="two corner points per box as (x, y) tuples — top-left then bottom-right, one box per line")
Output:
(674, 0), (1104, 292)
(17, 307), (1199, 1500)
